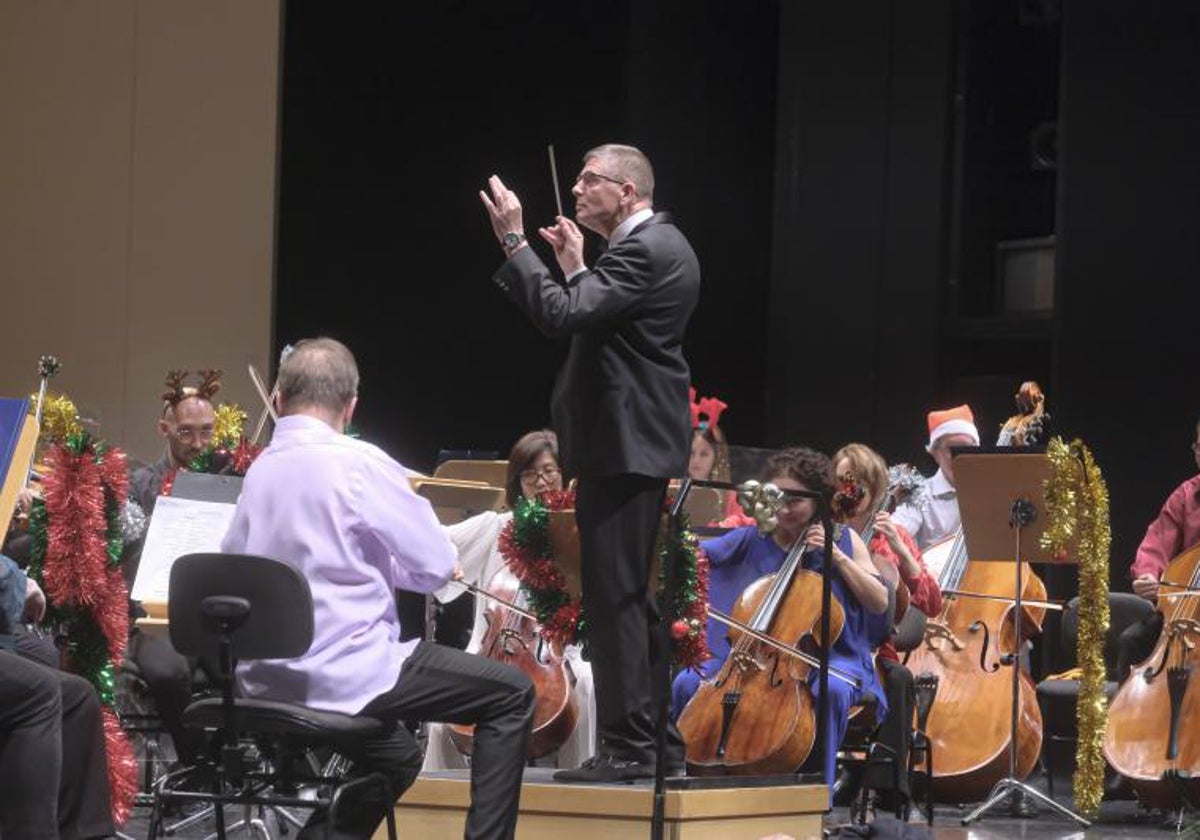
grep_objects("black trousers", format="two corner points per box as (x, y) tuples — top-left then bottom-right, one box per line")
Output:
(864, 658), (914, 799)
(126, 629), (207, 762)
(0, 635), (113, 840)
(1116, 610), (1164, 683)
(575, 474), (683, 765)
(305, 641), (534, 840)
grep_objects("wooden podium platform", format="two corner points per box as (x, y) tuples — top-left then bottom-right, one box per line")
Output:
(381, 768), (827, 839)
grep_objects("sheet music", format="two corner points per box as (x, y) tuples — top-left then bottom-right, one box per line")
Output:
(130, 495), (237, 602)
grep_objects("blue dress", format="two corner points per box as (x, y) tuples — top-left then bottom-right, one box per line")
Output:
(673, 525), (888, 788)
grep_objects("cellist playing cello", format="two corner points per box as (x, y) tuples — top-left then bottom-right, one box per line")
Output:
(673, 447), (891, 790)
(1116, 415), (1200, 681)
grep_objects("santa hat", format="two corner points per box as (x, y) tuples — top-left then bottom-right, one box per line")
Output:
(926, 405), (980, 452)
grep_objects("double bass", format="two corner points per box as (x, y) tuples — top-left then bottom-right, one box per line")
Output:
(1105, 543), (1200, 807)
(678, 530), (861, 776)
(902, 531), (1047, 802)
(448, 569), (579, 760)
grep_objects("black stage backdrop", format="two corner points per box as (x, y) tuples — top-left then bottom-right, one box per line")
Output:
(274, 1), (779, 471)
(276, 0), (1200, 587)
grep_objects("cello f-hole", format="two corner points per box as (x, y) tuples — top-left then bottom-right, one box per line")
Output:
(968, 620), (1001, 674)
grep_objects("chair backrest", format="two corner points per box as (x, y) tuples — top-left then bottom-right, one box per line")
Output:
(1060, 591), (1156, 680)
(168, 553), (314, 662)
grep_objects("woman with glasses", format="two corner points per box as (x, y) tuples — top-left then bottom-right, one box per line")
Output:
(422, 430), (597, 770)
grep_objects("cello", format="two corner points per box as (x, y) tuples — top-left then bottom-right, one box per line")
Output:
(678, 529), (861, 776)
(447, 569), (579, 760)
(902, 531), (1047, 802)
(1105, 542), (1200, 808)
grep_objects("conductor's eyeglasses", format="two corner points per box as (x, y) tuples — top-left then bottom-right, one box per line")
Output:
(574, 171), (625, 189)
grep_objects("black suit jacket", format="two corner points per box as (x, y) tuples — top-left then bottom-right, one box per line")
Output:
(494, 213), (700, 479)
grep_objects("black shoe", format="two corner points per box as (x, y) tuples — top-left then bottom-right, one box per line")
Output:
(554, 754), (658, 783)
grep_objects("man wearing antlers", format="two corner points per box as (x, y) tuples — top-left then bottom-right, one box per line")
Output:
(480, 143), (700, 781)
(129, 370), (221, 516)
(125, 370), (220, 766)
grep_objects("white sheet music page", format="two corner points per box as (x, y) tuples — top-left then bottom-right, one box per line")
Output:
(130, 495), (237, 602)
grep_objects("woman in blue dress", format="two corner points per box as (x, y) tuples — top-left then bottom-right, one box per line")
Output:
(673, 447), (891, 789)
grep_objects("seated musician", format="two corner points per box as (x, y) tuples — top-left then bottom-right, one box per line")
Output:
(672, 446), (890, 789)
(221, 338), (534, 840)
(1, 555), (114, 840)
(833, 443), (943, 810)
(423, 429), (597, 771)
(124, 370), (221, 765)
(1117, 416), (1200, 680)
(687, 388), (749, 524)
(892, 405), (980, 557)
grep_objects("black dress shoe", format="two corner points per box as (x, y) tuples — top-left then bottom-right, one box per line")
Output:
(554, 754), (658, 783)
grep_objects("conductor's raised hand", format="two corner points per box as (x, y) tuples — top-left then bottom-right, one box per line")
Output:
(479, 175), (525, 246)
(538, 216), (585, 276)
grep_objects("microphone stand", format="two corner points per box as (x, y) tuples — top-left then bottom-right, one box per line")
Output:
(650, 479), (827, 840)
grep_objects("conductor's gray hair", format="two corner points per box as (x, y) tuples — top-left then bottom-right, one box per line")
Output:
(584, 143), (655, 202)
(277, 337), (359, 413)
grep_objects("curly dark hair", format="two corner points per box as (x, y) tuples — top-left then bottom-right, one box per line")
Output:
(760, 446), (835, 503)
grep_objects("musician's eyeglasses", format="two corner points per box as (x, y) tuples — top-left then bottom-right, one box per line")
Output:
(574, 170), (626, 189)
(520, 466), (562, 484)
(172, 426), (214, 442)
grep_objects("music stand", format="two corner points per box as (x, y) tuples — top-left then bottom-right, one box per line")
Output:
(951, 448), (1089, 828)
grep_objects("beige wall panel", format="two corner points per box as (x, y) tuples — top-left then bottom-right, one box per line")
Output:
(0, 0), (279, 465)
(124, 1), (279, 462)
(0, 1), (137, 444)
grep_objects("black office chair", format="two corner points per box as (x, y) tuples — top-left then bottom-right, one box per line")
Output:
(1035, 592), (1155, 799)
(148, 553), (398, 840)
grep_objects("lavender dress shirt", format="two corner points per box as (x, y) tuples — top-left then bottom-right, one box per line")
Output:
(221, 414), (456, 714)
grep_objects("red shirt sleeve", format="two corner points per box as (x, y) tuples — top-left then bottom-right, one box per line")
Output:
(1131, 480), (1192, 580)
(896, 526), (943, 617)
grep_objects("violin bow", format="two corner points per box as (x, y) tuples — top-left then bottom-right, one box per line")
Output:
(940, 589), (1065, 611)
(247, 363), (278, 444)
(441, 579), (540, 622)
(706, 606), (862, 688)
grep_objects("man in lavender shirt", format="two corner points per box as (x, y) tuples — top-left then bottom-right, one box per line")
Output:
(221, 337), (534, 840)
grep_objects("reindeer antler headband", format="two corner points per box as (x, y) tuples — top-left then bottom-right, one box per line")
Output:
(689, 386), (728, 431)
(162, 368), (223, 408)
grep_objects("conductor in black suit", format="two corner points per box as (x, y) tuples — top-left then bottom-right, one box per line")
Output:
(481, 144), (700, 781)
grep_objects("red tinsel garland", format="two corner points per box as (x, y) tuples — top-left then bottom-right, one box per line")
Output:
(42, 445), (107, 609)
(102, 707), (139, 822)
(99, 565), (129, 661)
(39, 442), (136, 823)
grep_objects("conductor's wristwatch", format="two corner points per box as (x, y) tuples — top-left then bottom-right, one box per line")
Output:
(502, 231), (526, 254)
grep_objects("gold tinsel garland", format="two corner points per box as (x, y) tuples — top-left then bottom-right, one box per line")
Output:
(1040, 436), (1111, 818)
(30, 391), (83, 441)
(212, 403), (247, 450)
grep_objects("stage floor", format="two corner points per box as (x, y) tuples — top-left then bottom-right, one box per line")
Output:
(119, 771), (1192, 838)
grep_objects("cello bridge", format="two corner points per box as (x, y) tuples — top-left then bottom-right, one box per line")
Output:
(730, 650), (763, 674)
(924, 620), (965, 652)
(1169, 619), (1200, 652)
(497, 628), (528, 655)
